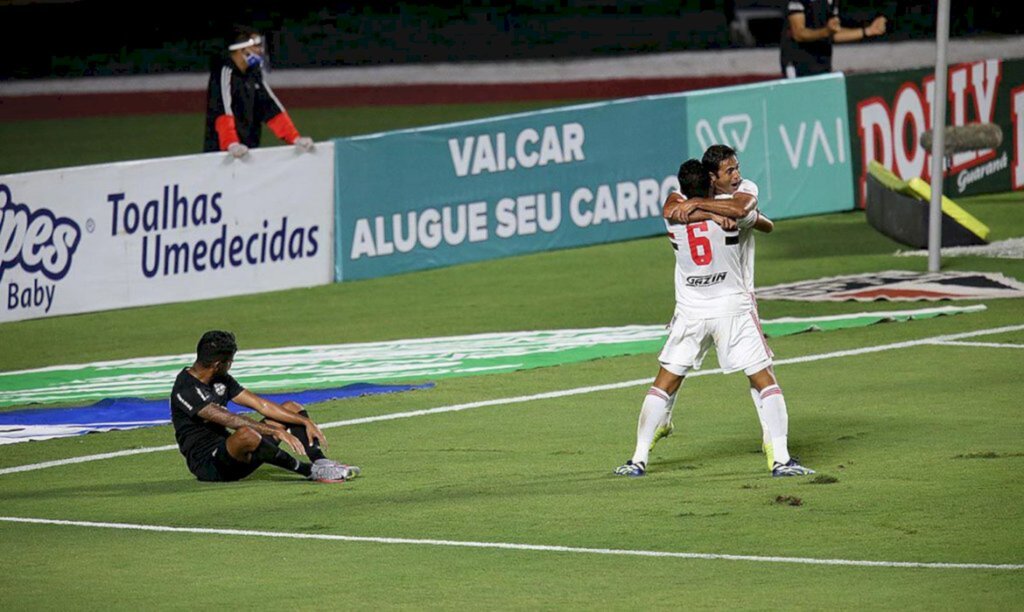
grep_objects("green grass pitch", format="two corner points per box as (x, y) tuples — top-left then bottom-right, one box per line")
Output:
(1, 103), (1023, 609)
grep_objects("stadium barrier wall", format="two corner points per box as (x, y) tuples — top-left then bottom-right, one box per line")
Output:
(332, 72), (854, 281)
(2, 73), (860, 321)
(0, 145), (335, 323)
(846, 57), (1024, 209)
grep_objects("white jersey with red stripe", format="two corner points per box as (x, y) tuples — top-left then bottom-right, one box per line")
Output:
(666, 179), (759, 318)
(732, 179), (759, 294)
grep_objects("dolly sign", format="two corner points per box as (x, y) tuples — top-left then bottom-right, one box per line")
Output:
(846, 57), (1024, 207)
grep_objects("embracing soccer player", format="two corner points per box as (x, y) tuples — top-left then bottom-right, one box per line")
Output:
(613, 145), (814, 478)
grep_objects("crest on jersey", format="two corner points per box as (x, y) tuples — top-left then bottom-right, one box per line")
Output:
(214, 383), (227, 396)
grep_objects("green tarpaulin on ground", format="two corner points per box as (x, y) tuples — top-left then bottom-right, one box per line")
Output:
(0, 305), (985, 409)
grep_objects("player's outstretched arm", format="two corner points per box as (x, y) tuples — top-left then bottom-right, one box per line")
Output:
(833, 15), (887, 43)
(196, 403), (307, 455)
(233, 390), (305, 425)
(232, 390), (327, 448)
(753, 212), (774, 234)
(682, 210), (737, 230)
(789, 12), (836, 42)
(663, 192), (696, 223)
(686, 193), (757, 218)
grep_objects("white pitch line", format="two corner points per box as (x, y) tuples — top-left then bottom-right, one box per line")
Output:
(0, 445), (178, 475)
(931, 340), (1024, 349)
(0, 516), (1019, 571)
(2, 322), (1022, 478)
(312, 322), (1024, 430)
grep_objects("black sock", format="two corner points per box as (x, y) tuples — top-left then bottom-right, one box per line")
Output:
(255, 438), (312, 477)
(288, 410), (327, 463)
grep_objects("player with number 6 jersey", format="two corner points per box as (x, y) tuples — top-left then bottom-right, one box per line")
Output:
(613, 145), (815, 479)
(666, 177), (759, 319)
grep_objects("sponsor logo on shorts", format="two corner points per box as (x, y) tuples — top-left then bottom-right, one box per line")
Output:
(686, 272), (728, 287)
(756, 270), (1024, 301)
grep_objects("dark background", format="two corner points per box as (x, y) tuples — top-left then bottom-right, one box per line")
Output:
(1, 0), (1019, 80)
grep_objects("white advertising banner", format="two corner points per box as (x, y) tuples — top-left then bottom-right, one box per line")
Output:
(0, 144), (334, 322)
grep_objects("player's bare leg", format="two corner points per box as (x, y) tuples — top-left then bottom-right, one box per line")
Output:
(226, 426), (314, 477)
(225, 426), (263, 462)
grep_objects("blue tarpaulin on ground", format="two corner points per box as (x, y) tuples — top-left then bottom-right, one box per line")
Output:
(0, 382), (433, 444)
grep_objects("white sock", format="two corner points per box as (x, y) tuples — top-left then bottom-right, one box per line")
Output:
(659, 392), (677, 429)
(631, 386), (672, 466)
(749, 387), (771, 449)
(757, 385), (791, 465)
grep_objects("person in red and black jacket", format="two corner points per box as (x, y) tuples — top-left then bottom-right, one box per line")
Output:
(202, 27), (314, 157)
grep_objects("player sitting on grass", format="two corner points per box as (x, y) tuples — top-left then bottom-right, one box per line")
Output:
(614, 151), (814, 478)
(170, 330), (359, 483)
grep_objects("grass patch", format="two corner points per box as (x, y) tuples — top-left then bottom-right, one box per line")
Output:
(807, 474), (840, 485)
(0, 112), (1022, 608)
(953, 452), (1024, 460)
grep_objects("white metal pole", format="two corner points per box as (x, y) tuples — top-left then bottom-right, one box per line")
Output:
(927, 0), (951, 272)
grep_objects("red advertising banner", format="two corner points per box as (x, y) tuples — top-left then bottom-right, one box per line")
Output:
(846, 58), (1024, 208)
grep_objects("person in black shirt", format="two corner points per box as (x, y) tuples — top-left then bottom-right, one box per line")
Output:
(202, 26), (315, 157)
(780, 0), (887, 78)
(170, 330), (359, 483)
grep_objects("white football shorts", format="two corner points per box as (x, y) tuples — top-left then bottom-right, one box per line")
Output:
(658, 309), (774, 376)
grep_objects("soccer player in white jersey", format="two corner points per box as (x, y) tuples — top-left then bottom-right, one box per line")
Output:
(661, 147), (777, 469)
(651, 154), (775, 466)
(613, 146), (814, 478)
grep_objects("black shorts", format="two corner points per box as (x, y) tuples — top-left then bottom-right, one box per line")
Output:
(189, 439), (262, 482)
(781, 57), (832, 78)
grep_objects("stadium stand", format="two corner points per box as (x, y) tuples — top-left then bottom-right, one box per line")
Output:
(1, 0), (1022, 80)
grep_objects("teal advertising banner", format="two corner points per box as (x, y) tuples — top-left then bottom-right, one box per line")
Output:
(333, 98), (688, 280)
(333, 74), (857, 281)
(684, 73), (855, 220)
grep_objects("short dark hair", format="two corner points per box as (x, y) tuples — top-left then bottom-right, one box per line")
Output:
(196, 330), (237, 365)
(702, 144), (736, 177)
(677, 159), (709, 198)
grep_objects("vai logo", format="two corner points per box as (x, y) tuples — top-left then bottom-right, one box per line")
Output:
(778, 118), (847, 169)
(695, 114), (753, 152)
